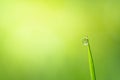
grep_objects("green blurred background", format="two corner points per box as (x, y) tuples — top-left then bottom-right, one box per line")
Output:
(0, 0), (120, 80)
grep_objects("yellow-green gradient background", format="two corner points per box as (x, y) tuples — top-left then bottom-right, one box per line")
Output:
(0, 0), (120, 80)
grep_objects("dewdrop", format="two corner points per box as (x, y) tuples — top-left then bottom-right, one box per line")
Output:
(82, 37), (88, 46)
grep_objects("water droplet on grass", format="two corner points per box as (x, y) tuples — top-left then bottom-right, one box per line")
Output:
(82, 37), (88, 46)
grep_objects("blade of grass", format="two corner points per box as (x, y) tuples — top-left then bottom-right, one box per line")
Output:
(87, 38), (96, 80)
(82, 37), (96, 80)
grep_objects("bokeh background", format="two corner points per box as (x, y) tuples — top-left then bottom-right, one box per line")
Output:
(0, 0), (120, 80)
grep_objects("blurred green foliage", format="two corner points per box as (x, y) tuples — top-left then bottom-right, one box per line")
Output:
(0, 0), (120, 80)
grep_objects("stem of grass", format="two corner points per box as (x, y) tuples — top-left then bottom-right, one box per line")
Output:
(87, 38), (96, 80)
(82, 37), (96, 80)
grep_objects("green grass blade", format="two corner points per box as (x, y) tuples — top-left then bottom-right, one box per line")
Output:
(82, 37), (96, 80)
(87, 39), (96, 80)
